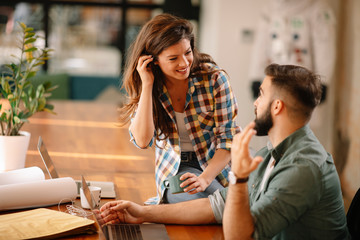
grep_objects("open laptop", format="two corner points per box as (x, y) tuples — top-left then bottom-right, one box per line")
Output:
(82, 175), (169, 240)
(37, 136), (116, 198)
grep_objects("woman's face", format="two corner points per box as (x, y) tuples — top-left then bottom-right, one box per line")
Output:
(155, 38), (193, 83)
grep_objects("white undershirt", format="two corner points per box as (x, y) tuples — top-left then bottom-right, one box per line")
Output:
(174, 111), (193, 151)
(259, 156), (276, 192)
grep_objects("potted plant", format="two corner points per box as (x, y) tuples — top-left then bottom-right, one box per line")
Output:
(0, 22), (57, 172)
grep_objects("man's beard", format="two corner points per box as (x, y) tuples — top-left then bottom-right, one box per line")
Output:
(254, 102), (273, 136)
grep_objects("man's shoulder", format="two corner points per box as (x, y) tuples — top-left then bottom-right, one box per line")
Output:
(279, 125), (331, 167)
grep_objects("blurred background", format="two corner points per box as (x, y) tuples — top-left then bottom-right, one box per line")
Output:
(0, 0), (359, 208)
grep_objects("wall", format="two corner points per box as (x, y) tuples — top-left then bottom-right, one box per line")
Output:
(199, 0), (340, 151)
(199, 0), (267, 151)
(336, 0), (360, 208)
(199, 0), (360, 208)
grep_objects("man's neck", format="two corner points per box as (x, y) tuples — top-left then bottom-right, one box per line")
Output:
(268, 121), (305, 148)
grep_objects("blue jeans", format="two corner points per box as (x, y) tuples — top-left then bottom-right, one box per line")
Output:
(163, 165), (224, 203)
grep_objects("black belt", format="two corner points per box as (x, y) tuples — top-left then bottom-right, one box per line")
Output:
(180, 152), (197, 163)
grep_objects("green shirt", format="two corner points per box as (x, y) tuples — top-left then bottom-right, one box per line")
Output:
(210, 125), (349, 239)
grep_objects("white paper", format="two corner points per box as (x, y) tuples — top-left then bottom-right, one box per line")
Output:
(0, 177), (77, 210)
(0, 167), (45, 185)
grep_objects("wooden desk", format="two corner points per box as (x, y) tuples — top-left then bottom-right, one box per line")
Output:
(19, 100), (224, 240)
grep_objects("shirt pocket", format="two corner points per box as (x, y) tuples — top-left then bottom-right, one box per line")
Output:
(197, 110), (214, 131)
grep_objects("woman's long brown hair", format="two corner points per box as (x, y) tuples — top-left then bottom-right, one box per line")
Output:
(119, 13), (217, 142)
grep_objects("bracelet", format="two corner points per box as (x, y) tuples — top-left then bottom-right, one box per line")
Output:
(229, 171), (249, 184)
(234, 176), (249, 183)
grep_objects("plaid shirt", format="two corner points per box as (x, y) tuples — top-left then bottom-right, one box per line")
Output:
(130, 63), (240, 204)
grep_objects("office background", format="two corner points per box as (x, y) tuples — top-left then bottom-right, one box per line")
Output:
(0, 0), (359, 209)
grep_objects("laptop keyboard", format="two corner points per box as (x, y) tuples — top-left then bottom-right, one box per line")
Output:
(105, 224), (143, 240)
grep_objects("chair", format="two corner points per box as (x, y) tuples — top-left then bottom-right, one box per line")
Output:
(347, 187), (360, 239)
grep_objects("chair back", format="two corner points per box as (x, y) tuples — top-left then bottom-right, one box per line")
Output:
(347, 188), (360, 239)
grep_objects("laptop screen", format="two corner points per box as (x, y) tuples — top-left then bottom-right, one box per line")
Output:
(37, 136), (60, 179)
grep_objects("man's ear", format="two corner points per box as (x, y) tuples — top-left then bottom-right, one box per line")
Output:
(272, 99), (284, 115)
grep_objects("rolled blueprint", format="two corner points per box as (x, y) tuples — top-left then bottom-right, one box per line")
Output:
(0, 167), (45, 185)
(0, 177), (77, 210)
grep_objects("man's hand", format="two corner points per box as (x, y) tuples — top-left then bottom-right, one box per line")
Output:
(231, 121), (263, 178)
(100, 200), (146, 224)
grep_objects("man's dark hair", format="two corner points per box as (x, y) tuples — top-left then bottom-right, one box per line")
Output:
(264, 63), (322, 120)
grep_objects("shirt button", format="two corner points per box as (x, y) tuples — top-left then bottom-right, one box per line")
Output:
(252, 184), (255, 188)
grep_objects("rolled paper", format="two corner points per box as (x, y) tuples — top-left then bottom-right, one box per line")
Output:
(0, 167), (45, 185)
(0, 177), (77, 210)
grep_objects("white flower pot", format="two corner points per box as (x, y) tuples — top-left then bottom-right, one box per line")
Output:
(0, 131), (31, 172)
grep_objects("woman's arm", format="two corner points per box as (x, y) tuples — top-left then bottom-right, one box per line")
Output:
(181, 149), (230, 193)
(181, 69), (240, 193)
(129, 55), (156, 148)
(129, 83), (155, 148)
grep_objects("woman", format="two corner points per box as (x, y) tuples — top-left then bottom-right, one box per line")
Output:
(119, 13), (240, 204)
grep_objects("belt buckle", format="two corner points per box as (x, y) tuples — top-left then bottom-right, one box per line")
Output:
(181, 152), (190, 163)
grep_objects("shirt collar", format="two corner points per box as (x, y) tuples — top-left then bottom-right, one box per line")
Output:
(270, 124), (311, 163)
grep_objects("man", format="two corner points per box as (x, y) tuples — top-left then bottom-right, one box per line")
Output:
(223, 64), (349, 239)
(100, 64), (349, 239)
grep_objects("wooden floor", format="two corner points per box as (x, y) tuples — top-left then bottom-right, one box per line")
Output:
(19, 100), (224, 240)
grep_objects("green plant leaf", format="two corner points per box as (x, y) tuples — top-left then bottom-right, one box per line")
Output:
(46, 85), (59, 92)
(18, 22), (26, 29)
(22, 96), (30, 109)
(37, 97), (46, 110)
(2, 81), (11, 94)
(45, 103), (55, 111)
(29, 101), (38, 114)
(42, 81), (52, 89)
(1, 21), (56, 136)
(0, 112), (6, 120)
(43, 108), (56, 114)
(34, 61), (45, 67)
(13, 116), (21, 124)
(24, 27), (34, 32)
(24, 38), (36, 44)
(26, 71), (37, 79)
(25, 32), (35, 38)
(24, 47), (37, 52)
(21, 112), (32, 119)
(36, 85), (45, 98)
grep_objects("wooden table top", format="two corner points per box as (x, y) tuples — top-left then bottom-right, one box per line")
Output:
(16, 100), (224, 240)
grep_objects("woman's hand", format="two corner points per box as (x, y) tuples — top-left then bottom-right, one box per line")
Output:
(100, 200), (145, 224)
(179, 172), (211, 194)
(136, 55), (155, 87)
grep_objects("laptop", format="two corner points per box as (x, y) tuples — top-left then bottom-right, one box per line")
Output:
(81, 175), (169, 240)
(37, 136), (116, 198)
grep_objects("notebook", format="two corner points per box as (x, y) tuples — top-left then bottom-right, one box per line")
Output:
(81, 175), (170, 240)
(37, 136), (116, 198)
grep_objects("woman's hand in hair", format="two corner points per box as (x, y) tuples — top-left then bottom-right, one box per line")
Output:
(137, 55), (155, 87)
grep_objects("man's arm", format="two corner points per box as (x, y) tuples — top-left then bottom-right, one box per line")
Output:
(100, 198), (216, 225)
(223, 122), (263, 240)
(223, 184), (254, 240)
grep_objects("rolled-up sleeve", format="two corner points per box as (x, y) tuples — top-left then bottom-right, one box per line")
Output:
(128, 112), (154, 149)
(208, 188), (228, 224)
(129, 129), (154, 149)
(212, 71), (240, 150)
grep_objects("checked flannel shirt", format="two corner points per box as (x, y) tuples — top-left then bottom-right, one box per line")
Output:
(130, 63), (240, 204)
